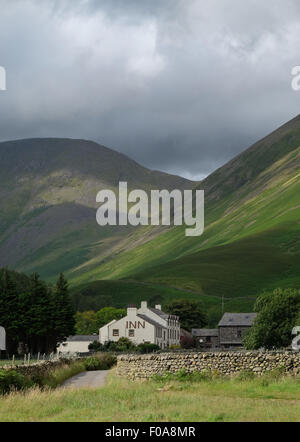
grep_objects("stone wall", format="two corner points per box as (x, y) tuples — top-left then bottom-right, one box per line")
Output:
(1, 358), (76, 378)
(117, 351), (300, 380)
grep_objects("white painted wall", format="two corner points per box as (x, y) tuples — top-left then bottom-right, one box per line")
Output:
(0, 326), (5, 351)
(99, 302), (181, 348)
(57, 340), (93, 354)
(99, 307), (156, 345)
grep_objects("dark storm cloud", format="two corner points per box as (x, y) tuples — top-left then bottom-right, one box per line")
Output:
(0, 0), (300, 179)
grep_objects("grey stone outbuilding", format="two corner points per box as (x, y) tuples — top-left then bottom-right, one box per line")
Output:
(218, 313), (257, 349)
(192, 329), (219, 349)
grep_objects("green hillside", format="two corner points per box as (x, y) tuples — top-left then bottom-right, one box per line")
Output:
(69, 117), (300, 295)
(70, 280), (256, 327)
(1, 116), (300, 319)
(0, 138), (194, 279)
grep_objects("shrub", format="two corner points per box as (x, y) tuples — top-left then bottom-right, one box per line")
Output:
(0, 370), (33, 395)
(136, 343), (160, 354)
(106, 337), (136, 352)
(95, 353), (117, 370)
(84, 357), (102, 371)
(88, 341), (104, 352)
(84, 354), (117, 371)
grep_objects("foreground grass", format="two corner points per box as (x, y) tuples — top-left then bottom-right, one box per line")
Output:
(0, 371), (299, 422)
(41, 361), (87, 389)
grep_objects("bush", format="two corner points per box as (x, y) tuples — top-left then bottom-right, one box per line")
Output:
(106, 337), (136, 352)
(88, 341), (104, 352)
(136, 343), (160, 354)
(84, 354), (117, 371)
(0, 370), (33, 395)
(96, 353), (117, 370)
(84, 357), (102, 371)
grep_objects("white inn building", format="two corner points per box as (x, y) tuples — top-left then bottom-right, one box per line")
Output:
(99, 301), (180, 349)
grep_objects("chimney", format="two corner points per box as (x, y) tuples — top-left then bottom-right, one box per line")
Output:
(155, 304), (162, 310)
(140, 301), (147, 310)
(127, 304), (137, 316)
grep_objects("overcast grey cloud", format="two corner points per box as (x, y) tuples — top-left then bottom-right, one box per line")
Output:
(0, 0), (300, 179)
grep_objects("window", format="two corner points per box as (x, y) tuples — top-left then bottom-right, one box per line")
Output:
(237, 330), (242, 339)
(129, 330), (135, 337)
(206, 336), (211, 343)
(113, 329), (119, 337)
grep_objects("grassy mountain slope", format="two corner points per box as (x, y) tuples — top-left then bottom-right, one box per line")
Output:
(0, 138), (195, 279)
(69, 116), (300, 307)
(1, 116), (300, 321)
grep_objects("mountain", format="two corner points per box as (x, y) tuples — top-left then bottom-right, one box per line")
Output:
(0, 138), (195, 278)
(1, 115), (300, 325)
(67, 115), (300, 323)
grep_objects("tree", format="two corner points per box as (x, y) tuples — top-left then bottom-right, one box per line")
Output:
(244, 288), (300, 350)
(75, 307), (126, 334)
(26, 273), (53, 354)
(96, 307), (126, 329)
(50, 273), (75, 351)
(164, 299), (207, 331)
(75, 311), (98, 334)
(0, 269), (77, 355)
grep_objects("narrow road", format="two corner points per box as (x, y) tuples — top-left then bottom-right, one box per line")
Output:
(62, 370), (109, 389)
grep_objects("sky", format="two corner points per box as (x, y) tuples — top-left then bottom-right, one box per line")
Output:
(0, 0), (300, 180)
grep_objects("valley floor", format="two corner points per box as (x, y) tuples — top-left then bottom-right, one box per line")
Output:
(0, 371), (299, 422)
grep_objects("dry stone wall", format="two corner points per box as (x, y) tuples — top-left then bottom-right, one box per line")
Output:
(1, 358), (76, 378)
(117, 351), (300, 379)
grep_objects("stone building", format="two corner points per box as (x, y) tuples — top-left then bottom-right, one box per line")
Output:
(218, 313), (257, 349)
(192, 328), (219, 349)
(99, 301), (180, 349)
(192, 313), (257, 350)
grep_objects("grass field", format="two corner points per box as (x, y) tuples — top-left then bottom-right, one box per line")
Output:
(0, 371), (299, 422)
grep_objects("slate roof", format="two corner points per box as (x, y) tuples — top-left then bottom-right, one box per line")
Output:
(66, 335), (98, 342)
(218, 313), (257, 327)
(137, 314), (167, 330)
(149, 307), (169, 318)
(192, 329), (219, 337)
